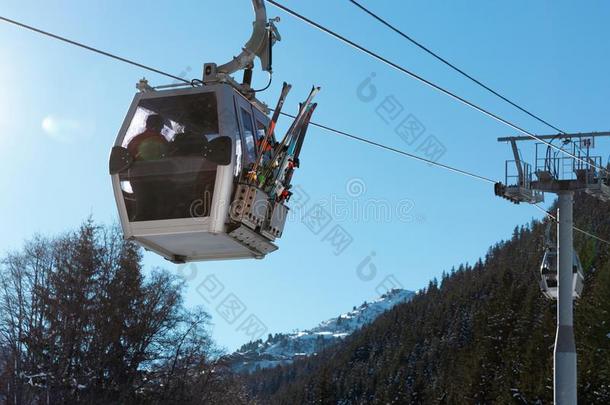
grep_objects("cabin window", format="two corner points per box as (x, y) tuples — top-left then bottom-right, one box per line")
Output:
(255, 119), (274, 165)
(120, 92), (220, 222)
(256, 120), (267, 140)
(240, 108), (257, 163)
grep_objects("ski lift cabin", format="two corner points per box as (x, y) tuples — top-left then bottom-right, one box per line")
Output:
(109, 82), (285, 263)
(109, 0), (319, 263)
(539, 246), (585, 300)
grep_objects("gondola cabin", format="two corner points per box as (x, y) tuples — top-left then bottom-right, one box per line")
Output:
(539, 247), (585, 300)
(109, 83), (290, 263)
(108, 0), (319, 263)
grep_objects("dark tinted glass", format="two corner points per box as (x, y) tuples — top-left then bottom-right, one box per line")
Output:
(120, 92), (220, 222)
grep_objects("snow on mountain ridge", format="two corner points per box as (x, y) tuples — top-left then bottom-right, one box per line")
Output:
(228, 288), (414, 373)
(312, 288), (414, 335)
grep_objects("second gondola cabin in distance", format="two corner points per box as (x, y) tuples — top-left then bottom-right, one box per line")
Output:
(108, 0), (320, 263)
(538, 222), (585, 300)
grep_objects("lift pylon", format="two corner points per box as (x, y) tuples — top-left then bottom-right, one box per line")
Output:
(496, 130), (610, 404)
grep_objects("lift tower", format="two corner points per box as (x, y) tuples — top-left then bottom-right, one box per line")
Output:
(495, 131), (610, 405)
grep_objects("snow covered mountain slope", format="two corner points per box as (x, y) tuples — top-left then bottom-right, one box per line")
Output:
(227, 289), (414, 373)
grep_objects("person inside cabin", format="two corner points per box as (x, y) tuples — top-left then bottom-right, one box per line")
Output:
(128, 114), (169, 161)
(128, 114), (171, 221)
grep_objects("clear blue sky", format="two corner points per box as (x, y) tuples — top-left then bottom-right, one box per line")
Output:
(1, 0), (609, 351)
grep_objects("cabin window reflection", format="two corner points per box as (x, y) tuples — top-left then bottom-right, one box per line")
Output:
(120, 92), (220, 222)
(240, 108), (257, 163)
(256, 120), (267, 140)
(255, 119), (273, 165)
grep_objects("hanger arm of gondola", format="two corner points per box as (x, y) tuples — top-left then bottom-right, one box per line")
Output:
(207, 0), (280, 90)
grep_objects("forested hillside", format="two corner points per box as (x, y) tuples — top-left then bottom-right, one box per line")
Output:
(1, 196), (608, 404)
(245, 194), (610, 404)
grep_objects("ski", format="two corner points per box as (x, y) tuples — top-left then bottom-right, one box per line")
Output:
(292, 102), (317, 165)
(250, 81), (292, 181)
(261, 86), (320, 188)
(283, 102), (318, 188)
(268, 100), (319, 201)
